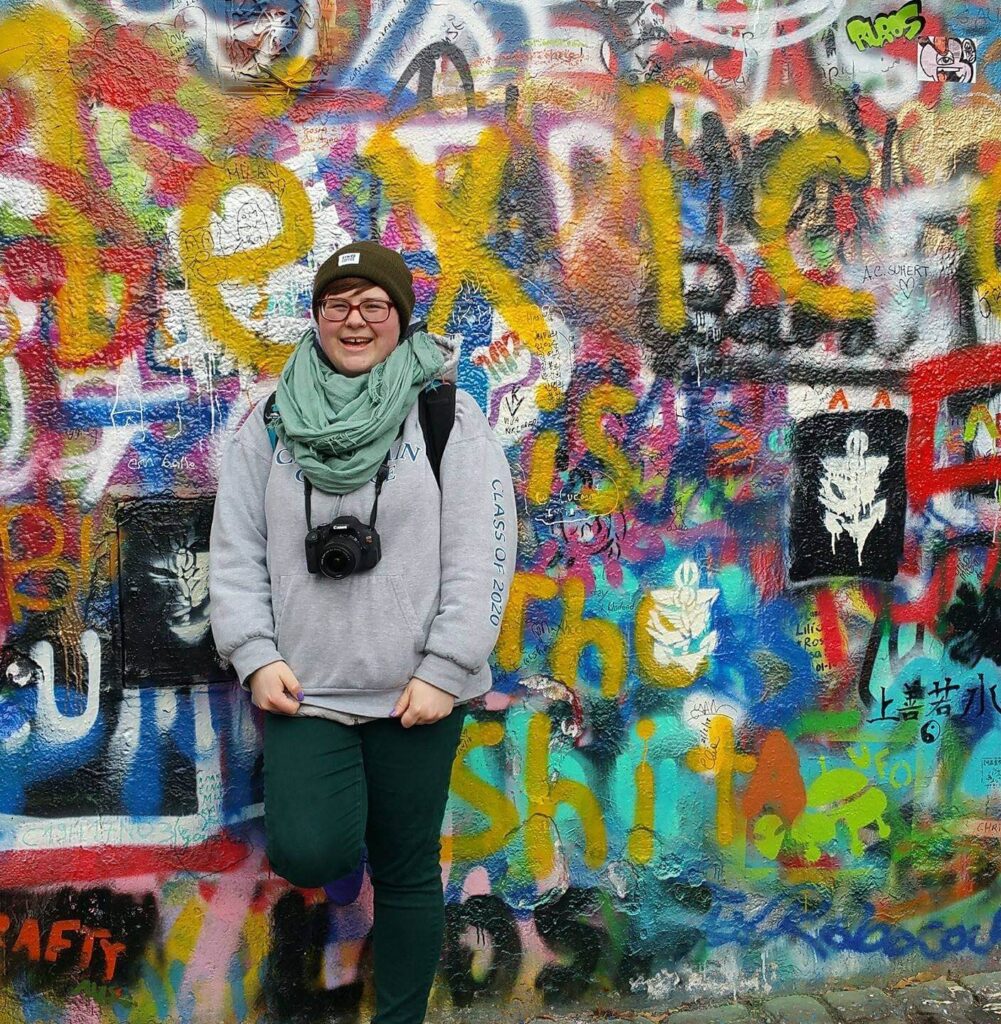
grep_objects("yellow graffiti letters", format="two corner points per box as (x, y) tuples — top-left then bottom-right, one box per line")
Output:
(178, 158), (314, 374)
(498, 573), (626, 697)
(497, 571), (561, 673)
(685, 715), (757, 847)
(621, 84), (686, 334)
(0, 8), (156, 367)
(447, 721), (519, 862)
(364, 123), (551, 353)
(758, 130), (875, 320)
(577, 384), (640, 515)
(526, 430), (560, 505)
(0, 505), (81, 623)
(0, 10), (83, 170)
(551, 578), (627, 698)
(970, 160), (1001, 317)
(627, 718), (657, 864)
(525, 713), (608, 878)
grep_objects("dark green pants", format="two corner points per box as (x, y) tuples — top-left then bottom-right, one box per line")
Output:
(263, 709), (466, 1024)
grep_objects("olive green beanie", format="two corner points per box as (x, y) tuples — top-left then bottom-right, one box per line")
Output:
(311, 240), (416, 332)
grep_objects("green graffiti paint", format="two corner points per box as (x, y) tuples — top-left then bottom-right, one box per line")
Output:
(845, 2), (926, 50)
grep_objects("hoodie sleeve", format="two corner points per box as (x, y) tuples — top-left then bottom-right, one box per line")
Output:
(414, 396), (517, 698)
(209, 415), (282, 687)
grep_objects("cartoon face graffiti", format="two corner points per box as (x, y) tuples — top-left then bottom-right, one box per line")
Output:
(752, 767), (892, 863)
(917, 37), (977, 82)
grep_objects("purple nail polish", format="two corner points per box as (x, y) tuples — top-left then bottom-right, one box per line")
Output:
(296, 691), (305, 702)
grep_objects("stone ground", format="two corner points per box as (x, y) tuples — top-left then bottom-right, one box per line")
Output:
(517, 971), (1001, 1024)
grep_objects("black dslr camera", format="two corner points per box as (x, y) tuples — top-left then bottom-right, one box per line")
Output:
(305, 515), (381, 579)
(303, 461), (389, 579)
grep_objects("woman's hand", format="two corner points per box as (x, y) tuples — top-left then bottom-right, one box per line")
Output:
(248, 661), (304, 715)
(391, 677), (455, 727)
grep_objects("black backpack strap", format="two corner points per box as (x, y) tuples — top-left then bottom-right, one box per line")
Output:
(263, 391), (279, 449)
(418, 381), (456, 489)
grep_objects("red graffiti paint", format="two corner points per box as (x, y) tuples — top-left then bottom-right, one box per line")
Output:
(891, 548), (959, 624)
(750, 542), (785, 601)
(0, 87), (28, 153)
(828, 388), (849, 411)
(10, 918), (41, 960)
(749, 267), (781, 306)
(978, 142), (1001, 175)
(743, 730), (807, 825)
(815, 587), (848, 668)
(907, 344), (1001, 508)
(765, 41), (816, 102)
(0, 835), (250, 887)
(76, 27), (179, 110)
(833, 192), (858, 235)
(2, 238), (66, 301)
(0, 916), (125, 981)
(711, 0), (747, 80)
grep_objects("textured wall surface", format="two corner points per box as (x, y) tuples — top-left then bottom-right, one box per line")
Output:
(2, 0), (1001, 1020)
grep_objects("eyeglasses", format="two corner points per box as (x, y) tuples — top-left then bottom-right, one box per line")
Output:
(319, 298), (394, 323)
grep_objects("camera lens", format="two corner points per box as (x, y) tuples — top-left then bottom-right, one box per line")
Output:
(320, 543), (357, 579)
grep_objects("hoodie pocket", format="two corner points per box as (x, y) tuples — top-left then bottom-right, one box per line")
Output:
(274, 573), (422, 692)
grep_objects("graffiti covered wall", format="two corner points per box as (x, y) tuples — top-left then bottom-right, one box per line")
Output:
(2, 0), (1001, 1019)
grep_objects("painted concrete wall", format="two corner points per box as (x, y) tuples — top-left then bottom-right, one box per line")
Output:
(1, 0), (1001, 1020)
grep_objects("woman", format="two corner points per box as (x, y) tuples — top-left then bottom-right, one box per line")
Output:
(209, 240), (517, 1023)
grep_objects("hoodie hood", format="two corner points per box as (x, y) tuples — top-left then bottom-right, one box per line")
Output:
(423, 328), (460, 383)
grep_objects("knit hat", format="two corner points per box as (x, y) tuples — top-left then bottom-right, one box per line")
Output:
(312, 241), (416, 332)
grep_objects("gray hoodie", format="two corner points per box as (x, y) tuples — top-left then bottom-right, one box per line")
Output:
(209, 334), (518, 717)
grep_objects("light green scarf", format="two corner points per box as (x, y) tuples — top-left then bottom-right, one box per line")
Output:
(273, 329), (445, 494)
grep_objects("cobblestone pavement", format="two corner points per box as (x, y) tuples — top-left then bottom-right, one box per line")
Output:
(518, 971), (1001, 1024)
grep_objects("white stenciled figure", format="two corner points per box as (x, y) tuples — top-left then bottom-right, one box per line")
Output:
(646, 559), (719, 674)
(818, 429), (888, 564)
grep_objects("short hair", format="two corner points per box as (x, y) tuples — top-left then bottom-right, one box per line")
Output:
(320, 277), (393, 302)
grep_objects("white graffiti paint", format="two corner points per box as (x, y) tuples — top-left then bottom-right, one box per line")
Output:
(646, 560), (719, 674)
(0, 355), (31, 497)
(671, 0), (847, 54)
(818, 429), (887, 563)
(31, 629), (102, 744)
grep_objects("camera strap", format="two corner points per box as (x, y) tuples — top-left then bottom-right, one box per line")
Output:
(303, 448), (394, 532)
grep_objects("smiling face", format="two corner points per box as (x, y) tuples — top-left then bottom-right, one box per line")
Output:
(315, 278), (402, 376)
